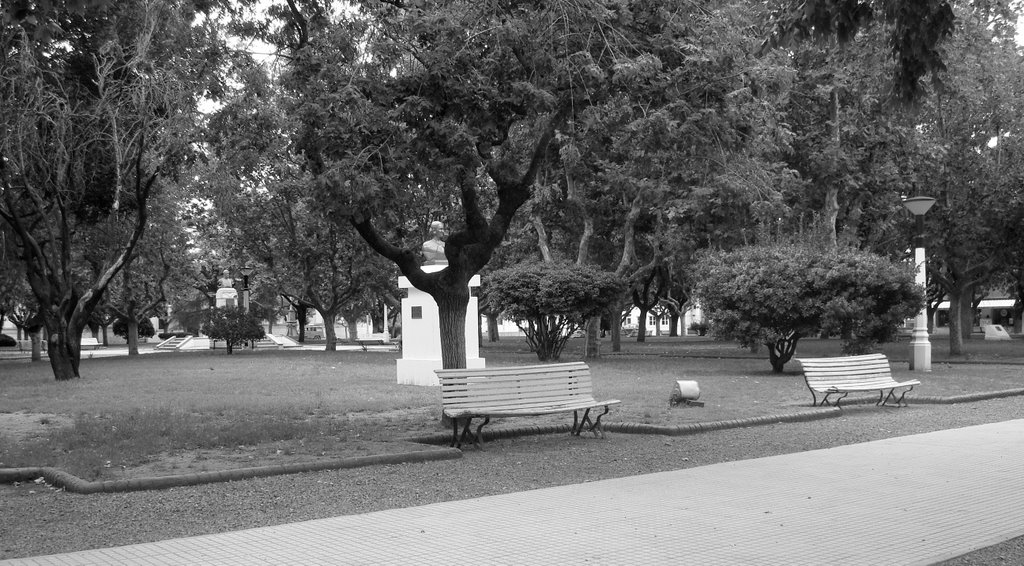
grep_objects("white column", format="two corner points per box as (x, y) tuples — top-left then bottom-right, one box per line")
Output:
(909, 246), (931, 372)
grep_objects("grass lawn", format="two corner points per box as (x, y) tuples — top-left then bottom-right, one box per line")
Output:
(2, 335), (1022, 480)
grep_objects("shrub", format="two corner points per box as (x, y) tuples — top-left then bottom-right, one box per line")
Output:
(112, 318), (156, 340)
(486, 262), (624, 361)
(201, 308), (265, 355)
(0, 334), (16, 347)
(694, 244), (923, 372)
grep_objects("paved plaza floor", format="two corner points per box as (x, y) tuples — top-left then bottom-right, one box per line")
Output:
(3, 419), (1023, 565)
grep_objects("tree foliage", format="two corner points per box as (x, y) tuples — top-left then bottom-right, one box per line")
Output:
(112, 316), (154, 340)
(201, 307), (265, 355)
(486, 262), (624, 361)
(764, 0), (956, 102)
(694, 244), (923, 371)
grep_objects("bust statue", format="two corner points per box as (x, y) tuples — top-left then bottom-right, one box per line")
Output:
(421, 221), (447, 265)
(217, 269), (234, 289)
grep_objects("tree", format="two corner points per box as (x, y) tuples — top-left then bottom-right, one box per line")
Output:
(0, 0), (221, 379)
(112, 317), (155, 341)
(694, 244), (922, 372)
(911, 2), (1024, 355)
(201, 307), (265, 355)
(275, 0), (743, 369)
(513, 0), (796, 354)
(486, 262), (624, 361)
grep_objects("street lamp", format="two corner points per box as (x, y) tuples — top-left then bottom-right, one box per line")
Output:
(239, 266), (254, 314)
(902, 196), (936, 372)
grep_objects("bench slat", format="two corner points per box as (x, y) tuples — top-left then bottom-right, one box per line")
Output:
(441, 373), (592, 385)
(442, 381), (593, 396)
(446, 400), (621, 419)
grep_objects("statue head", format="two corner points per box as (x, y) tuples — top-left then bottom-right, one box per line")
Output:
(428, 220), (445, 240)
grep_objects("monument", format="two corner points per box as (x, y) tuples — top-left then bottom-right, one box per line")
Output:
(215, 270), (238, 309)
(396, 222), (485, 386)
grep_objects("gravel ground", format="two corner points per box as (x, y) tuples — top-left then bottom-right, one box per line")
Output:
(2, 396), (1023, 563)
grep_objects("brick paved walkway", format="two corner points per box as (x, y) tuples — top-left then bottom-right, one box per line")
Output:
(4, 419), (1023, 565)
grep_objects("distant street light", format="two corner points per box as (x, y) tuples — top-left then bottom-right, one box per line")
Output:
(239, 266), (254, 314)
(903, 196), (936, 372)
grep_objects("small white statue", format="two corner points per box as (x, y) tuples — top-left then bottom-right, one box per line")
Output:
(421, 221), (447, 265)
(218, 269), (234, 289)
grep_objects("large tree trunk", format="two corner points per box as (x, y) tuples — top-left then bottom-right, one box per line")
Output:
(636, 307), (649, 342)
(947, 292), (964, 356)
(584, 315), (601, 358)
(31, 329), (43, 361)
(486, 313), (499, 342)
(127, 319), (140, 356)
(344, 315), (360, 340)
(296, 306), (309, 342)
(435, 287), (470, 369)
(323, 312), (338, 351)
(609, 301), (624, 352)
(43, 317), (82, 381)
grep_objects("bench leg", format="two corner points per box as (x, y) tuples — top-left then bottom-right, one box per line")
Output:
(572, 409), (592, 436)
(880, 386), (913, 407)
(590, 405), (610, 438)
(472, 417), (489, 449)
(571, 406), (610, 438)
(451, 417), (489, 450)
(450, 417), (464, 448)
(822, 391), (848, 408)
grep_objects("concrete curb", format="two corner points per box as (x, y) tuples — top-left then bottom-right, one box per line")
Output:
(404, 407), (843, 446)
(0, 448), (462, 494)
(604, 407), (842, 436)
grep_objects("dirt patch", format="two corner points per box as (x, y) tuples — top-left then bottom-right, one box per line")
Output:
(0, 412), (75, 441)
(94, 439), (444, 481)
(0, 410), (446, 482)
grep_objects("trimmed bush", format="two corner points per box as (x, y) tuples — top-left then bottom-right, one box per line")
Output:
(0, 334), (16, 347)
(486, 262), (624, 361)
(694, 244), (923, 372)
(201, 308), (265, 355)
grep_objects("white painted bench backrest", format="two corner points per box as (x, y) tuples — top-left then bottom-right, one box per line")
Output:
(799, 353), (896, 390)
(437, 362), (594, 412)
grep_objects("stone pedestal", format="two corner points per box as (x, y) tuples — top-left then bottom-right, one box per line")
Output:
(215, 287), (237, 309)
(397, 265), (485, 386)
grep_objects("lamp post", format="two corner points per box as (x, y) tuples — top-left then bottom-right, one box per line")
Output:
(239, 266), (254, 314)
(902, 196), (935, 372)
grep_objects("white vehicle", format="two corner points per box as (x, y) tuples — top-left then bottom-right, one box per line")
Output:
(304, 325), (324, 340)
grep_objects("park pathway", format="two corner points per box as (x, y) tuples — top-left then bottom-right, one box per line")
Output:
(4, 419), (1023, 565)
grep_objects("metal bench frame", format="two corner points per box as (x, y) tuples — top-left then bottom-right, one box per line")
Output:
(798, 353), (920, 408)
(436, 362), (620, 449)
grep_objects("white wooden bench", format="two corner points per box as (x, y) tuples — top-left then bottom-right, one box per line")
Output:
(797, 353), (920, 408)
(436, 362), (620, 449)
(80, 336), (101, 350)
